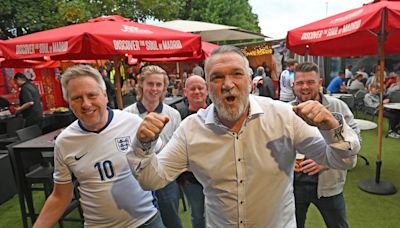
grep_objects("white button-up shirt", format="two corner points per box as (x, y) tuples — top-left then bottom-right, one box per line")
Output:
(127, 95), (360, 228)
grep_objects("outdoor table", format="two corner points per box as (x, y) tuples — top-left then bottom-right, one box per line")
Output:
(354, 119), (378, 166)
(10, 128), (62, 228)
(0, 111), (15, 134)
(164, 96), (184, 106)
(354, 119), (378, 130)
(383, 103), (400, 110)
(330, 93), (346, 98)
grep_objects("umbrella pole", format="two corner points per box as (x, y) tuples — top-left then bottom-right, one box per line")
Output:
(358, 8), (396, 195)
(113, 55), (123, 109)
(176, 62), (180, 78)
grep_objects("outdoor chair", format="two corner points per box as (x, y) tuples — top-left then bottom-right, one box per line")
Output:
(0, 117), (25, 150)
(339, 94), (355, 111)
(388, 90), (400, 103)
(353, 90), (367, 115)
(348, 88), (360, 95)
(8, 126), (83, 227)
(364, 106), (378, 121)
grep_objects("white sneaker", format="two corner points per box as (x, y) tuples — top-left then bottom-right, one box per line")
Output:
(388, 131), (400, 139)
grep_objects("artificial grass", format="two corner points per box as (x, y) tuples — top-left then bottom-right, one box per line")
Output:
(306, 113), (400, 228)
(1, 114), (399, 227)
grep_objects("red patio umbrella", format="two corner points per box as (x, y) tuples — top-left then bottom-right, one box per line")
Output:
(287, 0), (400, 56)
(142, 41), (219, 62)
(286, 0), (400, 195)
(0, 15), (202, 108)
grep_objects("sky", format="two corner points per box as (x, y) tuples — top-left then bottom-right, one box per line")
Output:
(248, 0), (373, 39)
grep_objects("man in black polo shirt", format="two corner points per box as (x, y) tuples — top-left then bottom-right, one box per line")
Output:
(14, 72), (43, 127)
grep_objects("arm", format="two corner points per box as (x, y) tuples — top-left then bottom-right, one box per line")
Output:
(292, 100), (360, 170)
(15, 101), (34, 114)
(127, 112), (188, 190)
(264, 77), (275, 98)
(33, 183), (74, 228)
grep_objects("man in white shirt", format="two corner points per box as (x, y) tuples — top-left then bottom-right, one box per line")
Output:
(127, 46), (360, 227)
(345, 65), (353, 80)
(279, 59), (298, 102)
(348, 73), (366, 91)
(34, 65), (162, 228)
(124, 65), (183, 228)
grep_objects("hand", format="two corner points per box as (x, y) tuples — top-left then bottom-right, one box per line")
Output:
(137, 112), (169, 143)
(300, 159), (324, 175)
(293, 100), (339, 130)
(14, 106), (21, 115)
(294, 162), (302, 172)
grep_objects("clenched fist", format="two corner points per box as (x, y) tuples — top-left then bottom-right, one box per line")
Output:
(292, 100), (339, 130)
(137, 112), (170, 142)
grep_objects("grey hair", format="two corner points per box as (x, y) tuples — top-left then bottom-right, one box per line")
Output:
(60, 64), (106, 101)
(204, 45), (251, 81)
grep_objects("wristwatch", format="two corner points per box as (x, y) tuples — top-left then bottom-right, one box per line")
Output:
(332, 112), (344, 140)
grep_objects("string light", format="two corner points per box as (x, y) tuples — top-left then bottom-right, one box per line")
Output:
(241, 44), (273, 56)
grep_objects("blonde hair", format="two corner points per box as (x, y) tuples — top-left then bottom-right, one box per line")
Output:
(136, 65), (169, 102)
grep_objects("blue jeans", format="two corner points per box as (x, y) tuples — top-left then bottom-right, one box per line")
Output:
(294, 182), (348, 228)
(155, 181), (183, 228)
(138, 211), (163, 228)
(182, 181), (205, 228)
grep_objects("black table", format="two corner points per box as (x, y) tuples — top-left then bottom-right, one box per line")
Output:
(41, 111), (76, 134)
(10, 129), (62, 228)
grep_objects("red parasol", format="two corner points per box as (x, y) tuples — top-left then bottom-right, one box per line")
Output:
(0, 15), (202, 108)
(287, 0), (400, 195)
(0, 15), (201, 61)
(142, 41), (219, 62)
(286, 0), (400, 56)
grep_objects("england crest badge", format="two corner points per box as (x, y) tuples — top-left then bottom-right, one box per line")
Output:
(115, 136), (132, 153)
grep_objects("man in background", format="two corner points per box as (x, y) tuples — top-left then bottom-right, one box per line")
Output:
(192, 63), (204, 78)
(327, 71), (347, 93)
(174, 75), (208, 228)
(279, 59), (298, 101)
(291, 62), (360, 228)
(14, 72), (43, 127)
(124, 65), (183, 228)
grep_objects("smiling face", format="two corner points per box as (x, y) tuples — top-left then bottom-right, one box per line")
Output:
(184, 75), (208, 111)
(293, 70), (321, 102)
(206, 52), (251, 123)
(141, 73), (164, 105)
(67, 76), (109, 131)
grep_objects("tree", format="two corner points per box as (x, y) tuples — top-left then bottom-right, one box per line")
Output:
(179, 0), (261, 33)
(0, 0), (64, 39)
(0, 0), (260, 40)
(0, 0), (182, 40)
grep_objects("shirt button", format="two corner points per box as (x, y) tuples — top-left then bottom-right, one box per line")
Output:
(238, 158), (241, 162)
(239, 180), (243, 183)
(240, 201), (244, 204)
(240, 220), (243, 224)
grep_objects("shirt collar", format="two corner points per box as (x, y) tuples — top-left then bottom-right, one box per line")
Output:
(78, 107), (113, 133)
(137, 101), (163, 114)
(320, 93), (330, 106)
